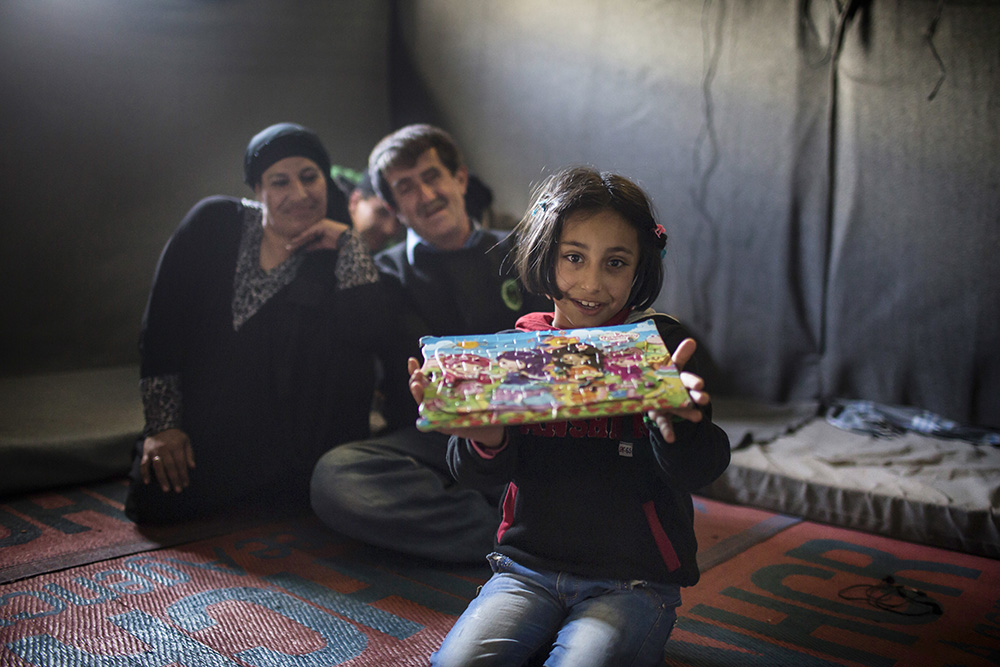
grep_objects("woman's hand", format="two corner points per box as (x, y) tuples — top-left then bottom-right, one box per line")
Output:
(407, 357), (506, 448)
(646, 338), (711, 443)
(287, 218), (350, 253)
(140, 428), (195, 493)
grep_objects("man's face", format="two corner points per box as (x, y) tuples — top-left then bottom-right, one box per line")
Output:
(384, 148), (470, 250)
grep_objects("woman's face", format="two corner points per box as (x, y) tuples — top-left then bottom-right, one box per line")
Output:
(255, 156), (327, 239)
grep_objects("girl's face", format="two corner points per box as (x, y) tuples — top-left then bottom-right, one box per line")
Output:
(559, 352), (590, 366)
(255, 156), (327, 240)
(552, 209), (639, 329)
(498, 357), (525, 371)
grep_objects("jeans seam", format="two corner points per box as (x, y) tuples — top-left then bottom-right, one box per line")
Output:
(632, 599), (675, 666)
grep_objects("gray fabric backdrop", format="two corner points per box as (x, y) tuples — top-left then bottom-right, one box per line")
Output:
(389, 0), (999, 427)
(1, 0), (997, 428)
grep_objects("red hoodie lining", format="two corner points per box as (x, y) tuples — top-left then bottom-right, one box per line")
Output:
(642, 500), (681, 571)
(513, 307), (632, 332)
(497, 482), (518, 543)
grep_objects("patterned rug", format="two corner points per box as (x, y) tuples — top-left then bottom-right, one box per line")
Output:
(666, 518), (1000, 666)
(2, 481), (997, 666)
(0, 479), (239, 584)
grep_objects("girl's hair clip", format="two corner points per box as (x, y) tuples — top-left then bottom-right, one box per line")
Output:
(652, 223), (666, 257)
(532, 199), (549, 216)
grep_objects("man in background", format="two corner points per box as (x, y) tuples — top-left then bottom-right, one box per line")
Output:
(332, 163), (500, 254)
(311, 124), (547, 562)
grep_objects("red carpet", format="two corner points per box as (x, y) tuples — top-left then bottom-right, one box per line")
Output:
(1, 517), (486, 666)
(2, 481), (998, 665)
(0, 480), (237, 584)
(692, 496), (802, 573)
(666, 519), (1000, 666)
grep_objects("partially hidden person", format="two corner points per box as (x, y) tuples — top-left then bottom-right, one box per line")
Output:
(333, 167), (405, 254)
(408, 165), (731, 666)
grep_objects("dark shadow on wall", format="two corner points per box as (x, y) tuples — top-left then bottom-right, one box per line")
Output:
(388, 0), (446, 130)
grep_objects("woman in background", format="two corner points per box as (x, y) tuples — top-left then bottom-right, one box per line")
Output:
(126, 122), (393, 523)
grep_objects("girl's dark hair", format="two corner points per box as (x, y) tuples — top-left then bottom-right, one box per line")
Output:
(550, 342), (600, 368)
(512, 166), (667, 311)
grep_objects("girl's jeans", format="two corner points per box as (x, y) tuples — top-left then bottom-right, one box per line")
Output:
(431, 552), (682, 667)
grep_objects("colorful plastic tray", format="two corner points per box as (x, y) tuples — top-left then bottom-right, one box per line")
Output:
(416, 320), (690, 431)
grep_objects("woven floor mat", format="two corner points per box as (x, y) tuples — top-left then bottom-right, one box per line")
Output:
(5, 483), (995, 665)
(666, 519), (1000, 666)
(0, 479), (246, 584)
(0, 516), (489, 666)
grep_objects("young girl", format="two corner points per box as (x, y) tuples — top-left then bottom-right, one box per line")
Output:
(408, 166), (731, 666)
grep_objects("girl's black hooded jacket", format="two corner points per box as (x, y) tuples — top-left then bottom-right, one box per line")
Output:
(447, 311), (731, 586)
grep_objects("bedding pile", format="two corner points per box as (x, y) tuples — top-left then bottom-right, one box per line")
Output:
(708, 398), (1000, 558)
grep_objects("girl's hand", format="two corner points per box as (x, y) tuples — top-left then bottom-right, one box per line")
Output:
(407, 357), (506, 448)
(287, 218), (350, 253)
(407, 356), (430, 404)
(647, 338), (711, 443)
(140, 428), (195, 493)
